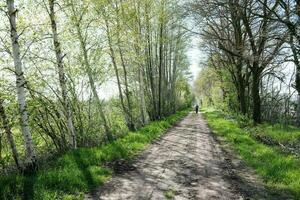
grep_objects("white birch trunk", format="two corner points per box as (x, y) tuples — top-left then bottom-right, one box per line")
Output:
(6, 0), (36, 167)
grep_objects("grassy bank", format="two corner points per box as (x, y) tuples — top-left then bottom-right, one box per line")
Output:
(255, 124), (300, 144)
(0, 110), (189, 200)
(202, 108), (300, 199)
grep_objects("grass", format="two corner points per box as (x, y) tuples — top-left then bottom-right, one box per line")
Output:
(0, 110), (189, 200)
(164, 188), (176, 199)
(255, 123), (300, 144)
(202, 108), (300, 198)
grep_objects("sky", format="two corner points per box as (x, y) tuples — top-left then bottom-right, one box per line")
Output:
(184, 14), (207, 85)
(186, 36), (206, 84)
(185, 36), (203, 105)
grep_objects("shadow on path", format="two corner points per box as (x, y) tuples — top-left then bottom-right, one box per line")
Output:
(85, 113), (294, 200)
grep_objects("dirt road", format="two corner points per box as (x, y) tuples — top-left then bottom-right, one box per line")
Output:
(85, 113), (275, 200)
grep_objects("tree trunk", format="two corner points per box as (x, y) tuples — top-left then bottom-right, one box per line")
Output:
(6, 0), (37, 170)
(145, 2), (157, 119)
(0, 98), (21, 170)
(237, 74), (247, 115)
(114, 0), (136, 130)
(48, 0), (76, 149)
(239, 87), (247, 115)
(134, 2), (149, 125)
(252, 67), (262, 124)
(75, 23), (113, 142)
(147, 33), (157, 119)
(138, 67), (149, 125)
(158, 20), (164, 119)
(119, 50), (135, 130)
(103, 16), (133, 131)
(289, 35), (300, 125)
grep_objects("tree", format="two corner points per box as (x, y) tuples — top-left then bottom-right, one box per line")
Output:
(240, 0), (286, 123)
(68, 0), (114, 141)
(47, 0), (77, 149)
(258, 0), (300, 124)
(0, 0), (191, 174)
(102, 1), (136, 131)
(189, 0), (287, 123)
(6, 0), (36, 170)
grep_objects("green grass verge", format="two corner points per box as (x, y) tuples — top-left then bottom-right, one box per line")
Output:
(0, 110), (189, 200)
(255, 123), (300, 144)
(202, 108), (300, 199)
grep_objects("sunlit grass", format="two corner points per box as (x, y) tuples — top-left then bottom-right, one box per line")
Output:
(202, 109), (300, 198)
(0, 110), (189, 200)
(256, 123), (300, 144)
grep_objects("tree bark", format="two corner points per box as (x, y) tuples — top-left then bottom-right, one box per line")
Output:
(134, 1), (149, 125)
(138, 67), (148, 125)
(237, 70), (247, 115)
(252, 66), (262, 124)
(144, 2), (157, 120)
(158, 19), (164, 119)
(6, 0), (37, 170)
(103, 16), (133, 132)
(48, 0), (77, 149)
(114, 0), (136, 130)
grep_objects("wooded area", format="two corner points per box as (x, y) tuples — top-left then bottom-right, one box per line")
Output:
(2, 0), (300, 199)
(192, 0), (300, 125)
(0, 0), (192, 173)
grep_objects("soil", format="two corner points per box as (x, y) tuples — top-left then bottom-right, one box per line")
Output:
(85, 113), (292, 200)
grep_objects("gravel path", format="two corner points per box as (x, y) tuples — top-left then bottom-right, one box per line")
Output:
(85, 113), (273, 200)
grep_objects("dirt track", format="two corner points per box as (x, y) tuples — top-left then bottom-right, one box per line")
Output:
(85, 113), (282, 200)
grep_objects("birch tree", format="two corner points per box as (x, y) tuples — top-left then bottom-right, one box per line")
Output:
(6, 0), (36, 169)
(68, 0), (113, 141)
(47, 0), (77, 149)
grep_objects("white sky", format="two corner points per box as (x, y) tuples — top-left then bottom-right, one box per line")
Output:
(186, 36), (206, 83)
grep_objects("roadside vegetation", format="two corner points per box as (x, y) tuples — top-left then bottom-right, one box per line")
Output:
(0, 110), (188, 200)
(1, 0), (192, 173)
(0, 1), (193, 199)
(202, 108), (300, 199)
(190, 1), (300, 197)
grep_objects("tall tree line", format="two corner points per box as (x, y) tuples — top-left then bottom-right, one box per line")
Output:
(190, 0), (298, 124)
(0, 0), (191, 171)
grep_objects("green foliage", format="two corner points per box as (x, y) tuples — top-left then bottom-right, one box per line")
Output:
(194, 67), (220, 107)
(202, 109), (300, 198)
(232, 113), (253, 128)
(0, 110), (188, 200)
(164, 188), (176, 199)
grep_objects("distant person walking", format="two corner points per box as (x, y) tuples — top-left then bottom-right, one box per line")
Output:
(195, 105), (199, 114)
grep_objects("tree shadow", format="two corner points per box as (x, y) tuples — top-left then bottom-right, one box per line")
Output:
(23, 173), (37, 200)
(72, 150), (96, 190)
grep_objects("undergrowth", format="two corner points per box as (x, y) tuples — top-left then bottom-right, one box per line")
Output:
(0, 110), (189, 200)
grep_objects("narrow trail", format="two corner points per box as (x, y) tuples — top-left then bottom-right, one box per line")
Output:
(85, 113), (272, 200)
